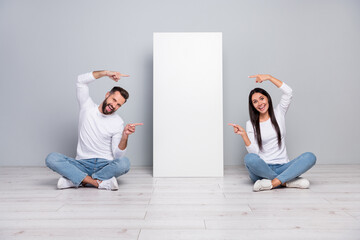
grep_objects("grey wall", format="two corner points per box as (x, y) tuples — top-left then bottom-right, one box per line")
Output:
(0, 0), (359, 166)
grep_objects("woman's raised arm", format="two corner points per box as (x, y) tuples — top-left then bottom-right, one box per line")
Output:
(248, 74), (283, 88)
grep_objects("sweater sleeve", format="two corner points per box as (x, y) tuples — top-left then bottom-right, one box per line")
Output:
(276, 82), (293, 115)
(245, 121), (260, 154)
(111, 125), (127, 159)
(77, 72), (96, 109)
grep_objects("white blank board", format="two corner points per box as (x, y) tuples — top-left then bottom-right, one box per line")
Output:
(153, 32), (223, 177)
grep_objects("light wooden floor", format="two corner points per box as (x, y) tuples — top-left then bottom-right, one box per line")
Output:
(1, 165), (359, 240)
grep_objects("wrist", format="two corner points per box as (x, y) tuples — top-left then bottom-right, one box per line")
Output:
(241, 133), (249, 141)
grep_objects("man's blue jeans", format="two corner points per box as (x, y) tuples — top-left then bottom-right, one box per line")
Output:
(244, 152), (316, 184)
(45, 152), (130, 186)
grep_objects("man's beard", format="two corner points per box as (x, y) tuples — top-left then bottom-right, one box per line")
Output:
(101, 98), (115, 115)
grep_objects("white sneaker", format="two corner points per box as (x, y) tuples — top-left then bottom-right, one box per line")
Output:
(286, 178), (310, 189)
(98, 177), (119, 191)
(57, 177), (76, 189)
(253, 179), (273, 192)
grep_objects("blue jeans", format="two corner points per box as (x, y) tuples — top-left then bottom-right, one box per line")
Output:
(244, 152), (316, 184)
(45, 152), (130, 186)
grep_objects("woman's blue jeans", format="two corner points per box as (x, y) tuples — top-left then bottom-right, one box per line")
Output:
(45, 152), (130, 186)
(244, 152), (316, 184)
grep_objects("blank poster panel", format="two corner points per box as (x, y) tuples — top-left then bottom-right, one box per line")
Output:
(153, 32), (223, 177)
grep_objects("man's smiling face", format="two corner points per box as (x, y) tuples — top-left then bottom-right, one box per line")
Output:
(101, 91), (126, 115)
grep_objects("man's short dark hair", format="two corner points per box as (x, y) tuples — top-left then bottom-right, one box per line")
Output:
(109, 86), (129, 102)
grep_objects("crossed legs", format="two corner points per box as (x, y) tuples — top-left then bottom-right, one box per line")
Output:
(45, 152), (130, 188)
(244, 152), (316, 188)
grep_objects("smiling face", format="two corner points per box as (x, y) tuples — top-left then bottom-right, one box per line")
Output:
(101, 91), (126, 115)
(251, 92), (269, 114)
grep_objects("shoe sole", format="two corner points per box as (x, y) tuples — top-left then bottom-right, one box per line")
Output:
(111, 181), (119, 191)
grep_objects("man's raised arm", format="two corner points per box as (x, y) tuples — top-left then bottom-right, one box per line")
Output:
(92, 70), (129, 82)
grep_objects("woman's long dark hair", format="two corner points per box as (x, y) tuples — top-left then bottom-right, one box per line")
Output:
(249, 88), (281, 150)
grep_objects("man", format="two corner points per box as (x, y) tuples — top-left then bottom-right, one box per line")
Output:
(46, 70), (142, 190)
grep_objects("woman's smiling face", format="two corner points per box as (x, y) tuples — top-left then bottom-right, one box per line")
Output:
(251, 92), (269, 114)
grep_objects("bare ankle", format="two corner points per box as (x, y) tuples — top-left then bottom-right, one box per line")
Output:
(82, 176), (100, 188)
(271, 178), (282, 188)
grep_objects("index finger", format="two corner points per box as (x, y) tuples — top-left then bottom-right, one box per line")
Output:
(227, 123), (237, 127)
(130, 123), (144, 127)
(120, 74), (130, 77)
(248, 75), (257, 78)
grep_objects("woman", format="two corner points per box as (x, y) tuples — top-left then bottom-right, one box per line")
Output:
(229, 74), (316, 192)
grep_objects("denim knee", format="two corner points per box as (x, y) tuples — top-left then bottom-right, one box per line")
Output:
(113, 157), (130, 175)
(303, 152), (317, 166)
(244, 153), (260, 168)
(45, 152), (61, 169)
